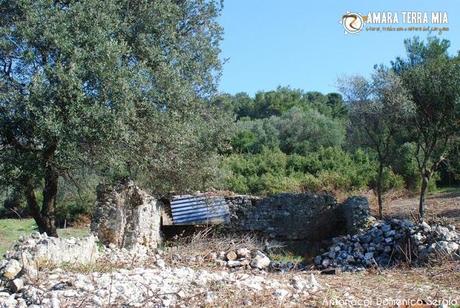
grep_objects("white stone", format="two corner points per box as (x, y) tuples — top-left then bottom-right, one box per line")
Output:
(156, 259), (166, 269)
(250, 251), (270, 269)
(236, 248), (251, 258)
(3, 259), (22, 279)
(308, 273), (322, 292)
(11, 278), (24, 292)
(273, 289), (289, 298)
(226, 260), (241, 268)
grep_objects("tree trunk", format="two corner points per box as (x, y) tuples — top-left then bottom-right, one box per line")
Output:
(25, 182), (48, 233)
(23, 142), (59, 237)
(41, 163), (58, 237)
(376, 164), (384, 219)
(418, 170), (430, 221)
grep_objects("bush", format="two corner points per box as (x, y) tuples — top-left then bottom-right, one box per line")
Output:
(222, 147), (377, 195)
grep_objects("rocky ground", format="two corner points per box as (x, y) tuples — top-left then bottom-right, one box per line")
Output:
(1, 225), (460, 307)
(1, 190), (460, 307)
(1, 257), (459, 307)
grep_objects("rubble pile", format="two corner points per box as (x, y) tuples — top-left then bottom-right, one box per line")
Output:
(315, 219), (460, 272)
(0, 238), (322, 307)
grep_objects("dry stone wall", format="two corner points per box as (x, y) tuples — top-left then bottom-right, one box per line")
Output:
(224, 193), (346, 241)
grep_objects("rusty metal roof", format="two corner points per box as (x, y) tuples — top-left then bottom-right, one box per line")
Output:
(170, 195), (230, 225)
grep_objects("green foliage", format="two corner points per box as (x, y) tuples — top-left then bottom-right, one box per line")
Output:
(222, 147), (376, 195)
(272, 107), (345, 155)
(231, 106), (345, 155)
(216, 87), (348, 121)
(392, 36), (460, 217)
(392, 142), (420, 190)
(231, 118), (279, 154)
(54, 173), (99, 226)
(394, 37), (460, 159)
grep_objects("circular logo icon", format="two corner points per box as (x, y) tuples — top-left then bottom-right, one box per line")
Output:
(341, 12), (364, 34)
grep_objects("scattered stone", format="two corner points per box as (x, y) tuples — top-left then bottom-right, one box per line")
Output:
(226, 260), (241, 268)
(307, 273), (322, 292)
(226, 251), (238, 261)
(156, 259), (166, 269)
(10, 278), (24, 292)
(314, 219), (460, 272)
(236, 248), (251, 259)
(2, 259), (22, 280)
(273, 288), (289, 298)
(250, 251), (271, 269)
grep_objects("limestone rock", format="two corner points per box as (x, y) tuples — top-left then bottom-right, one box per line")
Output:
(3, 259), (22, 280)
(273, 289), (289, 298)
(226, 251), (238, 261)
(314, 219), (460, 272)
(236, 248), (251, 258)
(250, 251), (270, 269)
(91, 181), (162, 249)
(227, 260), (241, 267)
(11, 278), (24, 292)
(5, 233), (98, 269)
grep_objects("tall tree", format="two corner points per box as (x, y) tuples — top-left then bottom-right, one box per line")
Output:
(392, 37), (460, 220)
(0, 0), (224, 236)
(338, 67), (413, 219)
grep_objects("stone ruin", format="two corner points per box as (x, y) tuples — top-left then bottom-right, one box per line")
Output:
(89, 183), (379, 252)
(91, 181), (162, 250)
(1, 182), (460, 306)
(223, 193), (374, 242)
(1, 182), (459, 280)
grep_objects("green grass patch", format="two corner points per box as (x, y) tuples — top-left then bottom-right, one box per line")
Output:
(57, 227), (90, 239)
(0, 218), (89, 256)
(0, 219), (37, 256)
(268, 251), (304, 264)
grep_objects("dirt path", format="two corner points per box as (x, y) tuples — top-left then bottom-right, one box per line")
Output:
(369, 189), (460, 229)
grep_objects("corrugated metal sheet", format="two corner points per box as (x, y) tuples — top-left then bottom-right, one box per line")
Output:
(170, 195), (230, 225)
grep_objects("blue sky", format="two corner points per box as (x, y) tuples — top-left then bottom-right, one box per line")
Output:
(218, 0), (460, 95)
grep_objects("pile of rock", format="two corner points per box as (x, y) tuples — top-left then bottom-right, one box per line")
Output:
(0, 235), (323, 307)
(213, 248), (272, 270)
(0, 232), (98, 293)
(314, 219), (460, 272)
(0, 263), (323, 307)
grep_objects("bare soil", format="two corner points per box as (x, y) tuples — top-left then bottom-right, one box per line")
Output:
(374, 188), (460, 229)
(203, 262), (460, 307)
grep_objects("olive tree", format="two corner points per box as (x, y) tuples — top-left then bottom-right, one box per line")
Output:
(0, 0), (225, 236)
(392, 37), (460, 220)
(338, 67), (413, 219)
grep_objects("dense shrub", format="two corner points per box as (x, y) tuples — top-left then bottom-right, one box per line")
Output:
(222, 147), (377, 195)
(231, 107), (345, 155)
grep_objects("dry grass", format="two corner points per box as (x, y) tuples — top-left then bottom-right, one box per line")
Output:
(162, 227), (264, 268)
(376, 188), (460, 228)
(36, 259), (123, 274)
